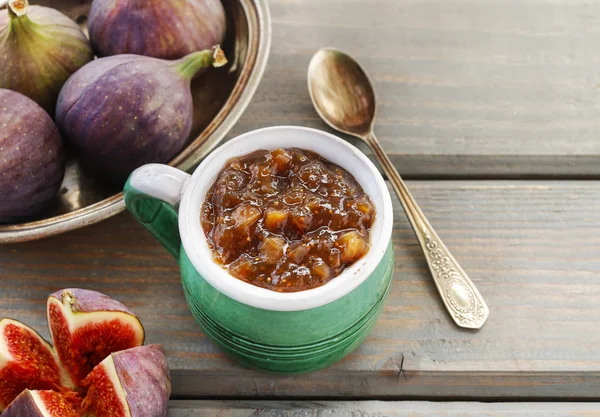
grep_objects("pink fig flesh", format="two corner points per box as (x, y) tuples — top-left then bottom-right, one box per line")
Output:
(82, 344), (171, 417)
(0, 319), (73, 411)
(47, 289), (145, 388)
(1, 390), (81, 417)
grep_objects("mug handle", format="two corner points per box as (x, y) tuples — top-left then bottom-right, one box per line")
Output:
(123, 164), (191, 259)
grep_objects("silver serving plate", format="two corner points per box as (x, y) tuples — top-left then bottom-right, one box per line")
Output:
(0, 0), (271, 243)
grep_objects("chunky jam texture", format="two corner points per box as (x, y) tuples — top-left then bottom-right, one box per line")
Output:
(0, 323), (62, 409)
(201, 148), (376, 292)
(48, 304), (139, 387)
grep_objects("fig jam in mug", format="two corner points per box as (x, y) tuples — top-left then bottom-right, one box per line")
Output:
(124, 126), (394, 373)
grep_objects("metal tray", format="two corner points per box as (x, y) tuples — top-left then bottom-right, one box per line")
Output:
(0, 0), (271, 243)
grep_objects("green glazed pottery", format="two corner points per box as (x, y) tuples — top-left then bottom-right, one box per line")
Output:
(124, 126), (394, 373)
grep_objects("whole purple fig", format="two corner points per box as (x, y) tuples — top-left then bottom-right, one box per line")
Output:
(88, 0), (226, 60)
(0, 89), (65, 223)
(55, 46), (227, 184)
(0, 0), (94, 116)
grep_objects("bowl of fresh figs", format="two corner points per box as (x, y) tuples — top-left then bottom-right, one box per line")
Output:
(0, 0), (271, 242)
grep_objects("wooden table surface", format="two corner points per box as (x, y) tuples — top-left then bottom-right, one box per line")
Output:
(230, 0), (600, 179)
(2, 182), (599, 401)
(168, 401), (600, 416)
(1, 0), (600, 413)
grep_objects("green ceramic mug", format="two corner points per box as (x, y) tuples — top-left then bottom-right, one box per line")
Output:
(124, 126), (394, 373)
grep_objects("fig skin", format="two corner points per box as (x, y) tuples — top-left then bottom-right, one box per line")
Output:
(1, 390), (43, 417)
(0, 0), (94, 115)
(48, 288), (138, 316)
(55, 46), (227, 184)
(88, 0), (226, 60)
(0, 89), (65, 223)
(2, 390), (80, 417)
(82, 345), (171, 417)
(112, 345), (171, 417)
(83, 345), (171, 417)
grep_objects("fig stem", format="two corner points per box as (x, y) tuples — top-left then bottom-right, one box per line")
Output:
(176, 45), (228, 80)
(8, 0), (28, 17)
(62, 290), (78, 310)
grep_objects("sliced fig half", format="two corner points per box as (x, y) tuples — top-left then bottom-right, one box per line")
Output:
(1, 390), (81, 417)
(81, 344), (171, 417)
(0, 319), (73, 411)
(47, 289), (145, 388)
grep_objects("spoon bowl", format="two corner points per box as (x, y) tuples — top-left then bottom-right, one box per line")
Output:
(308, 48), (375, 137)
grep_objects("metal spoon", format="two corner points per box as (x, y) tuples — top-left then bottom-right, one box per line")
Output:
(308, 48), (489, 329)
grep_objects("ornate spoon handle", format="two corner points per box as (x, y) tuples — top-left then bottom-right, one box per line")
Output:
(363, 132), (489, 329)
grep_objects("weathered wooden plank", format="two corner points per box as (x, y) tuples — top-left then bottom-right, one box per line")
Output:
(166, 401), (600, 417)
(36, 0), (600, 177)
(29, 0), (600, 178)
(1, 181), (599, 399)
(222, 0), (600, 177)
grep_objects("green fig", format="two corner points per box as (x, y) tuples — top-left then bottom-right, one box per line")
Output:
(0, 0), (94, 116)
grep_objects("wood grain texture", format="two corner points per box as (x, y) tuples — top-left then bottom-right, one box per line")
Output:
(40, 0), (600, 178)
(1, 181), (599, 399)
(166, 401), (600, 417)
(220, 0), (600, 178)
